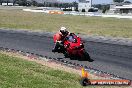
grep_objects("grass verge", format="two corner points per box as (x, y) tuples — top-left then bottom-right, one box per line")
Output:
(0, 52), (82, 88)
(0, 52), (131, 88)
(0, 8), (132, 38)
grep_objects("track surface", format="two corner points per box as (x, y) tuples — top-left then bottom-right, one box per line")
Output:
(0, 30), (132, 80)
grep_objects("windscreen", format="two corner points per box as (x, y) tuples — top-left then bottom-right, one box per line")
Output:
(66, 35), (77, 43)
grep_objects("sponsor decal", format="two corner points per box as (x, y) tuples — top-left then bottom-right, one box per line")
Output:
(80, 67), (131, 86)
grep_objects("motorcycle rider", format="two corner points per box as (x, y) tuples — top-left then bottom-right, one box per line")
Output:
(52, 27), (70, 52)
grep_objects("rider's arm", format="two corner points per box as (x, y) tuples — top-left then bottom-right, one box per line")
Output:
(53, 33), (62, 43)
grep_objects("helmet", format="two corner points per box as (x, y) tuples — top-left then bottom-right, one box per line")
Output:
(60, 27), (67, 35)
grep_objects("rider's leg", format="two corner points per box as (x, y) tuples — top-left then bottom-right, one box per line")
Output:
(52, 42), (61, 52)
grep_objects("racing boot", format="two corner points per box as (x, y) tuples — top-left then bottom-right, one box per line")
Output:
(52, 42), (61, 52)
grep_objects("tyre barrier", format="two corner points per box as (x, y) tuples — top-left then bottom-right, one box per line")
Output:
(0, 46), (131, 82)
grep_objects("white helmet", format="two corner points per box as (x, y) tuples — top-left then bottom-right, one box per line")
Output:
(60, 27), (67, 35)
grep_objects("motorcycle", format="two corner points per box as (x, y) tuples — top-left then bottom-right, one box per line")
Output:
(53, 33), (93, 61)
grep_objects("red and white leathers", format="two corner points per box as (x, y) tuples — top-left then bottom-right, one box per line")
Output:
(53, 31), (69, 43)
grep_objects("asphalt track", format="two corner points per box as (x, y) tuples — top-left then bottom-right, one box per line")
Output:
(0, 29), (132, 80)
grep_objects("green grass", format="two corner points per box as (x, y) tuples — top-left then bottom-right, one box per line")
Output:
(0, 53), (83, 88)
(0, 52), (130, 88)
(0, 8), (132, 38)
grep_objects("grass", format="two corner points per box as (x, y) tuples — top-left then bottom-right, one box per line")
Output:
(0, 52), (82, 88)
(0, 8), (132, 38)
(0, 52), (131, 88)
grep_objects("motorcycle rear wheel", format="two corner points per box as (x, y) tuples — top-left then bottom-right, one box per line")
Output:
(82, 50), (94, 62)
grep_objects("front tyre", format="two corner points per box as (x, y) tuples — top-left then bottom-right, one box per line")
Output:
(83, 51), (94, 62)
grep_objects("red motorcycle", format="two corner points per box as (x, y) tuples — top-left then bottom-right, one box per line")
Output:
(53, 33), (93, 61)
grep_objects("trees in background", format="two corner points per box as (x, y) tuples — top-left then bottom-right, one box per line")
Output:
(31, 0), (38, 6)
(113, 0), (124, 3)
(1, 0), (131, 7)
(93, 4), (110, 10)
(0, 0), (77, 9)
(0, 0), (2, 5)
(113, 0), (131, 3)
(12, 0), (27, 6)
(93, 4), (110, 13)
(72, 1), (78, 11)
(124, 1), (131, 3)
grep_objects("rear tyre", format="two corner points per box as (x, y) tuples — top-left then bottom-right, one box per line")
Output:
(84, 51), (94, 62)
